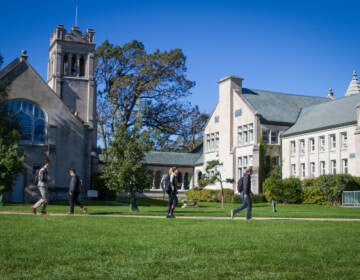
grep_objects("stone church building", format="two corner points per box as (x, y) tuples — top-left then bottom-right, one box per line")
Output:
(0, 25), (97, 202)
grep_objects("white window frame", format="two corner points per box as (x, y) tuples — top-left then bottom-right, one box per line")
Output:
(342, 159), (348, 174)
(330, 134), (336, 150)
(309, 138), (315, 153)
(300, 139), (305, 154)
(331, 160), (336, 174)
(319, 136), (325, 152)
(290, 141), (296, 154)
(320, 161), (326, 175)
(310, 162), (315, 177)
(341, 132), (348, 149)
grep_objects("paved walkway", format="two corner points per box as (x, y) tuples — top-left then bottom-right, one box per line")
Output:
(1, 211), (360, 222)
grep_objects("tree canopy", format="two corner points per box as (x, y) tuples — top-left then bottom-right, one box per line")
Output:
(94, 40), (206, 152)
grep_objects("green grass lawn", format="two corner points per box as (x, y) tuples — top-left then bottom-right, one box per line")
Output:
(1, 198), (360, 219)
(1, 201), (360, 279)
(0, 214), (359, 280)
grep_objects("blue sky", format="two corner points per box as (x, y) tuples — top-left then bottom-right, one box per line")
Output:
(1, 0), (359, 114)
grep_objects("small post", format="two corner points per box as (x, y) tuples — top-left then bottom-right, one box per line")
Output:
(272, 200), (277, 212)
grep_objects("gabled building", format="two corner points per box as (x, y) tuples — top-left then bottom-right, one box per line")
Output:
(0, 25), (97, 202)
(282, 72), (360, 179)
(197, 76), (329, 193)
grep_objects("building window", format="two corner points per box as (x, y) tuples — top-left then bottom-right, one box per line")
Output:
(342, 159), (348, 174)
(238, 126), (243, 145)
(290, 141), (296, 154)
(300, 139), (305, 154)
(71, 55), (77, 76)
(234, 109), (242, 117)
(249, 123), (254, 143)
(341, 132), (348, 149)
(271, 131), (278, 144)
(300, 163), (306, 178)
(7, 100), (46, 144)
(319, 136), (325, 152)
(215, 132), (219, 149)
(310, 162), (315, 177)
(238, 157), (243, 179)
(329, 134), (336, 150)
(291, 164), (296, 177)
(79, 56), (85, 77)
(243, 125), (248, 143)
(330, 160), (336, 174)
(320, 161), (326, 175)
(214, 116), (219, 123)
(249, 155), (253, 166)
(63, 54), (69, 75)
(309, 138), (315, 153)
(206, 134), (210, 151)
(211, 133), (215, 150)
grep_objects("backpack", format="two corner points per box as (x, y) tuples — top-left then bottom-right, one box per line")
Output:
(33, 170), (39, 186)
(161, 175), (170, 192)
(237, 176), (244, 193)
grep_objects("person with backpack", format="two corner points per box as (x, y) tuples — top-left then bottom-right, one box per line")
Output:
(160, 172), (170, 200)
(31, 159), (51, 215)
(166, 167), (179, 218)
(68, 168), (87, 215)
(231, 166), (253, 220)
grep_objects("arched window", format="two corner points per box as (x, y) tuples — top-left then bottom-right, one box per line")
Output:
(63, 54), (69, 75)
(71, 55), (77, 76)
(79, 56), (85, 77)
(7, 100), (46, 143)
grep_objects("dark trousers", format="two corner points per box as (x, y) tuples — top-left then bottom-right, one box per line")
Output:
(167, 193), (178, 213)
(69, 191), (83, 213)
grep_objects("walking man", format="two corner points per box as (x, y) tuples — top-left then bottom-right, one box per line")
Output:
(68, 168), (87, 215)
(231, 166), (253, 220)
(31, 159), (51, 215)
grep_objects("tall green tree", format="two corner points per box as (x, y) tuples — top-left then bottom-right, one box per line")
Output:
(101, 122), (153, 211)
(94, 40), (196, 152)
(0, 54), (23, 196)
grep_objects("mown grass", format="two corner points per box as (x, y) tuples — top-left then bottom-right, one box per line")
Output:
(0, 214), (359, 280)
(1, 198), (360, 219)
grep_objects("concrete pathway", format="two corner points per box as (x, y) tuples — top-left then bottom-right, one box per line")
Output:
(1, 211), (360, 222)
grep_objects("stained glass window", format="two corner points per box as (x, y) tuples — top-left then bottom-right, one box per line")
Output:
(7, 100), (46, 143)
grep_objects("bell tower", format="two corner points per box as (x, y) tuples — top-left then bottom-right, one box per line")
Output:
(47, 24), (96, 130)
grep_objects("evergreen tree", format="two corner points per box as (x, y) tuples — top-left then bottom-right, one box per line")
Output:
(101, 122), (153, 211)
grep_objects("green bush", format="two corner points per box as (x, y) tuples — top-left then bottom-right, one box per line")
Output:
(282, 177), (302, 203)
(217, 189), (234, 203)
(91, 174), (117, 200)
(252, 193), (267, 203)
(263, 168), (282, 202)
(316, 174), (360, 206)
(186, 188), (235, 202)
(303, 185), (327, 205)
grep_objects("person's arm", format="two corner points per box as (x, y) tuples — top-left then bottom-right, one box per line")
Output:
(243, 173), (250, 196)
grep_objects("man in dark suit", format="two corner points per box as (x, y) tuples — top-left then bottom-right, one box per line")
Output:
(68, 168), (87, 215)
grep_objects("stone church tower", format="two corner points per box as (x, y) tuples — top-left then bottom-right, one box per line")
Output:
(47, 24), (97, 151)
(47, 25), (96, 129)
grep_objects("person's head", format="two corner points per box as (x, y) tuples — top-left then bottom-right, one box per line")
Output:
(173, 167), (178, 174)
(69, 168), (76, 176)
(168, 167), (174, 176)
(44, 159), (50, 168)
(246, 166), (253, 174)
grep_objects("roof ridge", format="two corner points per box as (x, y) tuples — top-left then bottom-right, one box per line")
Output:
(244, 87), (326, 99)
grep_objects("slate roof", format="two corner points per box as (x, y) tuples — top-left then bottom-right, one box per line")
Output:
(242, 88), (329, 124)
(144, 151), (202, 167)
(283, 94), (360, 136)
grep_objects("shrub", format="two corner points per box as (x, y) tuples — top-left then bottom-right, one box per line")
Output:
(91, 174), (117, 200)
(263, 168), (282, 202)
(303, 185), (327, 205)
(281, 177), (302, 203)
(252, 193), (267, 203)
(315, 174), (360, 206)
(217, 189), (234, 203)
